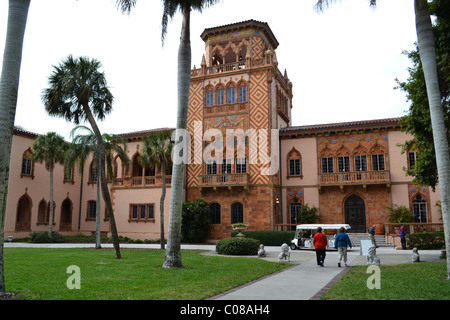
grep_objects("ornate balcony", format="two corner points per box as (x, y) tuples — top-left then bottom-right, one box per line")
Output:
(199, 173), (250, 193)
(318, 170), (390, 192)
(112, 176), (171, 188)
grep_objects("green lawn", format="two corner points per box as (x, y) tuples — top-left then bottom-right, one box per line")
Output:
(3, 248), (289, 300)
(321, 262), (450, 300)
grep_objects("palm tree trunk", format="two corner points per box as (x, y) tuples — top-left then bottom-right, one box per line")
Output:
(160, 162), (166, 250)
(82, 104), (121, 259)
(95, 161), (101, 249)
(415, 0), (450, 280)
(163, 7), (191, 268)
(48, 166), (54, 237)
(77, 172), (84, 231)
(0, 0), (30, 296)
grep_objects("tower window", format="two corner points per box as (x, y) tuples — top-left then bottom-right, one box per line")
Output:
(238, 86), (247, 102)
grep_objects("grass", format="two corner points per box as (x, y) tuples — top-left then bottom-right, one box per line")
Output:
(321, 262), (450, 300)
(3, 248), (289, 300)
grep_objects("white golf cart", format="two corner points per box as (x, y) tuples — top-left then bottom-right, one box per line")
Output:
(290, 224), (351, 250)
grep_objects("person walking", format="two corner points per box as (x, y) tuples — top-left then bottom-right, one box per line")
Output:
(368, 224), (378, 248)
(313, 227), (328, 267)
(334, 227), (352, 267)
(399, 224), (407, 250)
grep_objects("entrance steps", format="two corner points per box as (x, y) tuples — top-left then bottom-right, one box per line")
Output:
(346, 233), (394, 248)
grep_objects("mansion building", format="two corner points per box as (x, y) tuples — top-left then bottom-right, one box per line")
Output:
(4, 20), (442, 241)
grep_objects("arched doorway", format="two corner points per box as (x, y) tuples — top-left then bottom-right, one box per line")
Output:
(60, 198), (73, 231)
(16, 194), (32, 232)
(344, 194), (366, 233)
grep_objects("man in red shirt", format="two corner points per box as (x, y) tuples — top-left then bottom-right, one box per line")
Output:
(313, 227), (328, 267)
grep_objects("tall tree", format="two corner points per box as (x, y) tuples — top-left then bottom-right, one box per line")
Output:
(116, 0), (220, 268)
(31, 132), (69, 237)
(0, 0), (30, 296)
(396, 0), (450, 190)
(315, 0), (450, 279)
(140, 129), (174, 250)
(42, 55), (122, 259)
(69, 125), (129, 249)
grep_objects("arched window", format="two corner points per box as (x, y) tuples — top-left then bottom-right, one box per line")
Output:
(238, 83), (247, 103)
(89, 160), (97, 183)
(16, 194), (32, 232)
(227, 82), (236, 104)
(231, 202), (244, 224)
(21, 148), (34, 178)
(412, 194), (427, 223)
(37, 199), (47, 224)
(60, 198), (73, 231)
(210, 203), (221, 225)
(287, 148), (302, 178)
(131, 153), (143, 177)
(216, 84), (225, 105)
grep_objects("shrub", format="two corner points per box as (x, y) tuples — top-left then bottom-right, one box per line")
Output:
(386, 205), (414, 223)
(216, 237), (260, 255)
(181, 198), (211, 243)
(30, 231), (65, 243)
(407, 232), (445, 250)
(230, 231), (295, 246)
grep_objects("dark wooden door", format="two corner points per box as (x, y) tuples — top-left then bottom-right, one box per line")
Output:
(345, 195), (366, 233)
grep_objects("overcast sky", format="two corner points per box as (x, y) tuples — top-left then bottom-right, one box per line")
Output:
(1, 0), (418, 140)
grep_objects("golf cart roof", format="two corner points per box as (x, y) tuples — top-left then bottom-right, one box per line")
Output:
(295, 224), (351, 230)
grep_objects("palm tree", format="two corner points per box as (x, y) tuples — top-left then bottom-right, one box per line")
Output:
(42, 55), (122, 259)
(315, 0), (450, 279)
(116, 0), (220, 268)
(68, 125), (130, 249)
(31, 132), (69, 237)
(140, 130), (174, 250)
(0, 0), (30, 297)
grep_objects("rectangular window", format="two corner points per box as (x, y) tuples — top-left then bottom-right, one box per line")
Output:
(88, 201), (96, 219)
(147, 205), (154, 219)
(289, 159), (301, 176)
(354, 155), (367, 172)
(227, 88), (235, 104)
(338, 156), (350, 172)
(236, 158), (247, 173)
(206, 90), (214, 106)
(321, 157), (333, 173)
(217, 89), (225, 105)
(207, 160), (217, 175)
(222, 159), (232, 174)
(372, 154), (385, 171)
(22, 158), (32, 175)
(131, 205), (138, 219)
(238, 86), (247, 102)
(408, 152), (417, 169)
(130, 204), (154, 221)
(140, 205), (146, 219)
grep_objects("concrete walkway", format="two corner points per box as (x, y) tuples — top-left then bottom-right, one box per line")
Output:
(4, 242), (444, 300)
(209, 247), (444, 300)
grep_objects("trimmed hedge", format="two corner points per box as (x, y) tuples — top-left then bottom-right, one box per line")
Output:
(30, 232), (65, 243)
(230, 231), (295, 246)
(407, 232), (445, 250)
(216, 237), (260, 255)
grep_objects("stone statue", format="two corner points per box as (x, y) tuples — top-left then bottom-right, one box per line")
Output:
(411, 247), (420, 262)
(366, 245), (380, 265)
(258, 244), (266, 258)
(278, 243), (290, 262)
